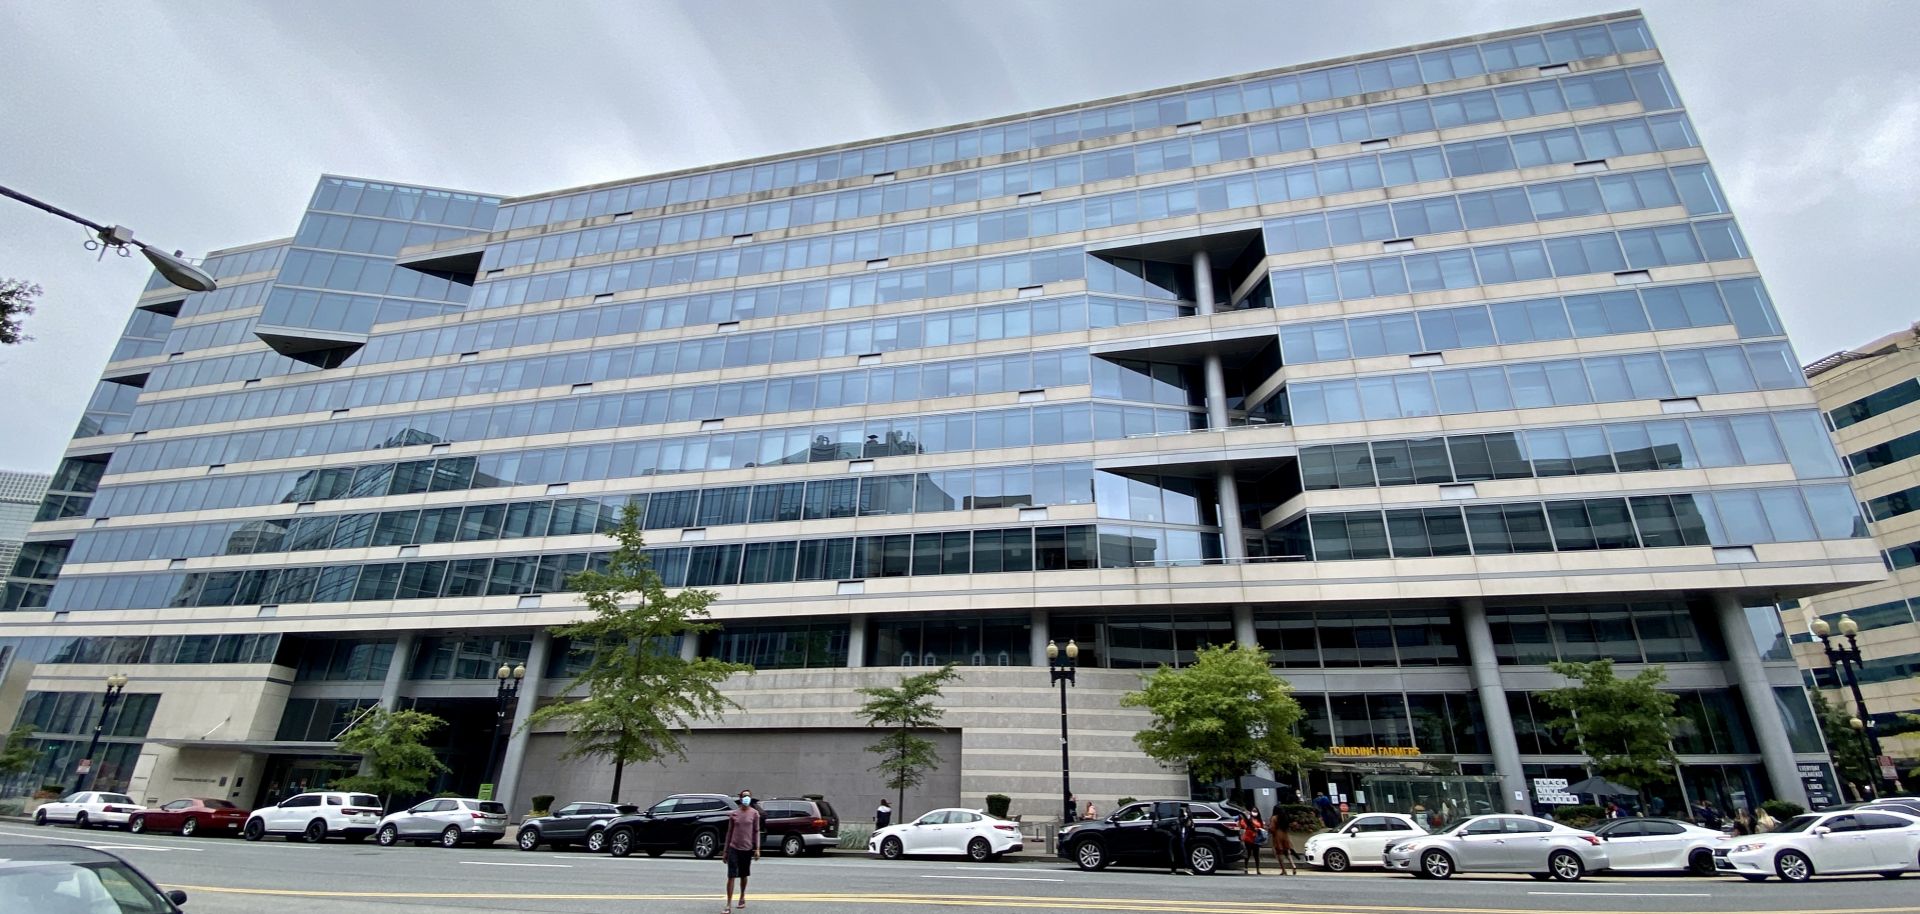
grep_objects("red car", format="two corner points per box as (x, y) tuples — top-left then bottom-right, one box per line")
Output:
(129, 798), (251, 837)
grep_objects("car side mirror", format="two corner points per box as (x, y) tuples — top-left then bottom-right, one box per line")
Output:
(1812, 826), (1830, 836)
(167, 889), (188, 905)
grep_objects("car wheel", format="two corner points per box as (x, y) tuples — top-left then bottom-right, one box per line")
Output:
(517, 827), (540, 851)
(75, 812), (90, 830)
(302, 819), (327, 843)
(692, 829), (720, 860)
(1548, 850), (1584, 882)
(1420, 849), (1454, 879)
(1190, 841), (1219, 875)
(1688, 849), (1715, 876)
(128, 815), (146, 834)
(440, 826), (462, 849)
(1323, 848), (1350, 872)
(180, 818), (199, 838)
(880, 836), (904, 860)
(607, 828), (634, 858)
(782, 834), (805, 858)
(968, 838), (992, 862)
(33, 809), (46, 826)
(243, 819), (264, 841)
(377, 824), (400, 847)
(1774, 850), (1812, 883)
(1073, 839), (1106, 871)
(584, 829), (607, 853)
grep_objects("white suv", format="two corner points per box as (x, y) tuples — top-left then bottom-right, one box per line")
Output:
(243, 791), (384, 843)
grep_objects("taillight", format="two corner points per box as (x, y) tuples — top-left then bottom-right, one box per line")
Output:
(1581, 835), (1601, 846)
(994, 824), (1018, 832)
(472, 813), (484, 819)
(345, 808), (378, 815)
(812, 818), (826, 829)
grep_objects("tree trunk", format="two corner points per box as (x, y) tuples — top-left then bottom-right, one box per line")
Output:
(610, 759), (625, 804)
(896, 723), (906, 819)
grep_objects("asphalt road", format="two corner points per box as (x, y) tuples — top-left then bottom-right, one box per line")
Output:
(6, 821), (1920, 914)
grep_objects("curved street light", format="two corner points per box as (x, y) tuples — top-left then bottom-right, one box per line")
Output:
(0, 183), (216, 293)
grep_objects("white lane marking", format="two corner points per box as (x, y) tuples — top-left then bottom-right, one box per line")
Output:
(460, 861), (572, 868)
(918, 874), (1064, 882)
(1528, 892), (1710, 897)
(0, 830), (203, 852)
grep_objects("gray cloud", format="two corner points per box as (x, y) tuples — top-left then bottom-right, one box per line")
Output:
(1, 0), (1914, 471)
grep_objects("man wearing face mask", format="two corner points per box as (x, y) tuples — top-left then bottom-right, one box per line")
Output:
(722, 789), (762, 911)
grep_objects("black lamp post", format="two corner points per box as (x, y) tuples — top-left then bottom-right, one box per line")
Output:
(73, 673), (129, 793)
(483, 662), (527, 795)
(1812, 614), (1888, 798)
(1047, 639), (1078, 824)
(0, 183), (217, 292)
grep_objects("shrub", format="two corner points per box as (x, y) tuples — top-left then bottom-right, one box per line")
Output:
(435, 791), (461, 798)
(984, 794), (1012, 818)
(1552, 804), (1605, 829)
(1274, 803), (1323, 833)
(1115, 797), (1137, 806)
(531, 795), (554, 816)
(838, 824), (872, 849)
(1760, 799), (1804, 820)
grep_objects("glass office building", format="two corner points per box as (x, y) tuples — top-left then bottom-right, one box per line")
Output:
(0, 11), (1881, 817)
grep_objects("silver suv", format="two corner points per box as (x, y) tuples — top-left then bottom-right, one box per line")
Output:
(377, 798), (510, 848)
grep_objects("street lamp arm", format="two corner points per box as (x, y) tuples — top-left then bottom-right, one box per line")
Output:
(0, 182), (218, 293)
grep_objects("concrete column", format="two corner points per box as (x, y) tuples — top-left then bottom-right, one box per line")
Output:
(361, 632), (416, 776)
(1713, 592), (1810, 807)
(495, 630), (551, 815)
(679, 630), (699, 661)
(846, 614), (868, 669)
(1215, 471), (1246, 562)
(1191, 250), (1216, 317)
(1232, 604), (1257, 650)
(1029, 609), (1049, 668)
(1192, 250), (1232, 431)
(1460, 598), (1529, 812)
(376, 632), (416, 712)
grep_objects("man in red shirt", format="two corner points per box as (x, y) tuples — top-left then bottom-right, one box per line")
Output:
(722, 789), (762, 911)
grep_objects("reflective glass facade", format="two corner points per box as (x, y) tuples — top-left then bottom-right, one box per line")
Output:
(0, 12), (1874, 817)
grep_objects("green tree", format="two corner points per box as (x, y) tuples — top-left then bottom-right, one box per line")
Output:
(1121, 643), (1318, 792)
(1812, 687), (1873, 795)
(0, 278), (38, 345)
(856, 662), (960, 817)
(335, 708), (449, 810)
(0, 725), (45, 788)
(1538, 659), (1679, 794)
(526, 505), (750, 802)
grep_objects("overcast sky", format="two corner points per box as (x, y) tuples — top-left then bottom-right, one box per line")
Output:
(1, 1), (1915, 472)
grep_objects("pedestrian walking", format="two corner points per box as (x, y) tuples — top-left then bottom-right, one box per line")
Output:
(1240, 810), (1263, 874)
(1272, 820), (1298, 875)
(874, 798), (891, 829)
(1313, 792), (1338, 829)
(722, 790), (761, 911)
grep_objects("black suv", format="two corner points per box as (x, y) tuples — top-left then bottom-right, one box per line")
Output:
(1055, 800), (1247, 874)
(515, 801), (638, 852)
(604, 794), (740, 859)
(758, 797), (840, 857)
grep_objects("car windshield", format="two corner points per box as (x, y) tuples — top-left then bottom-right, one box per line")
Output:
(1773, 815), (1819, 834)
(97, 794), (134, 805)
(1437, 816), (1484, 836)
(348, 794), (381, 808)
(0, 859), (174, 913)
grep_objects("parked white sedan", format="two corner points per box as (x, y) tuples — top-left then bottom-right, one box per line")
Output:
(1717, 809), (1920, 882)
(33, 791), (146, 829)
(1589, 817), (1725, 874)
(1304, 813), (1428, 871)
(869, 808), (1024, 862)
